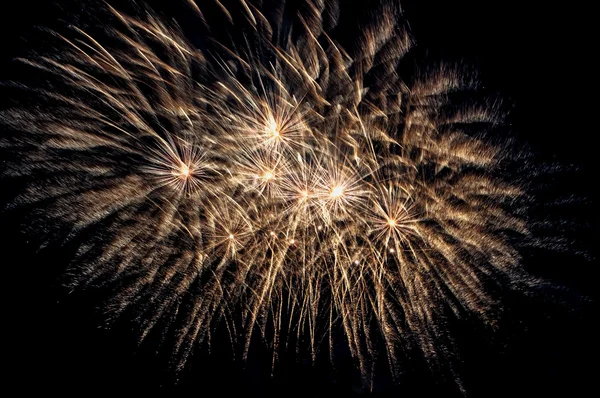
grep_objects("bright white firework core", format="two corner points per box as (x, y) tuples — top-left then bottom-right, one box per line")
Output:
(263, 171), (274, 180)
(267, 118), (279, 137)
(179, 163), (190, 178)
(330, 185), (344, 198)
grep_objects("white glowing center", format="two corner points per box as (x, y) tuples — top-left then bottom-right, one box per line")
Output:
(180, 164), (190, 177)
(267, 119), (279, 137)
(330, 185), (344, 198)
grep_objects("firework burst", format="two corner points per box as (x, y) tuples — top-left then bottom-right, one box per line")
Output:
(1, 0), (540, 390)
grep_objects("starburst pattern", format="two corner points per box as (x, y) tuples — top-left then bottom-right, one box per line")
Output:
(0, 0), (537, 388)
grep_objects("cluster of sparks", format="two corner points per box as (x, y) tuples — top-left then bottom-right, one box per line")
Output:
(0, 0), (534, 388)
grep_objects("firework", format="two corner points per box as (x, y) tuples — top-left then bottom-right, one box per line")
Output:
(0, 0), (538, 390)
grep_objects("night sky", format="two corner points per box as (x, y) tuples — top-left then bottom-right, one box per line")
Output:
(1, 1), (595, 396)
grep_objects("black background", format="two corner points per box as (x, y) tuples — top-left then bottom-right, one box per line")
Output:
(1, 1), (596, 396)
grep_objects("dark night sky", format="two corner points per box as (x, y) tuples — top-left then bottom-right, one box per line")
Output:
(1, 1), (596, 397)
